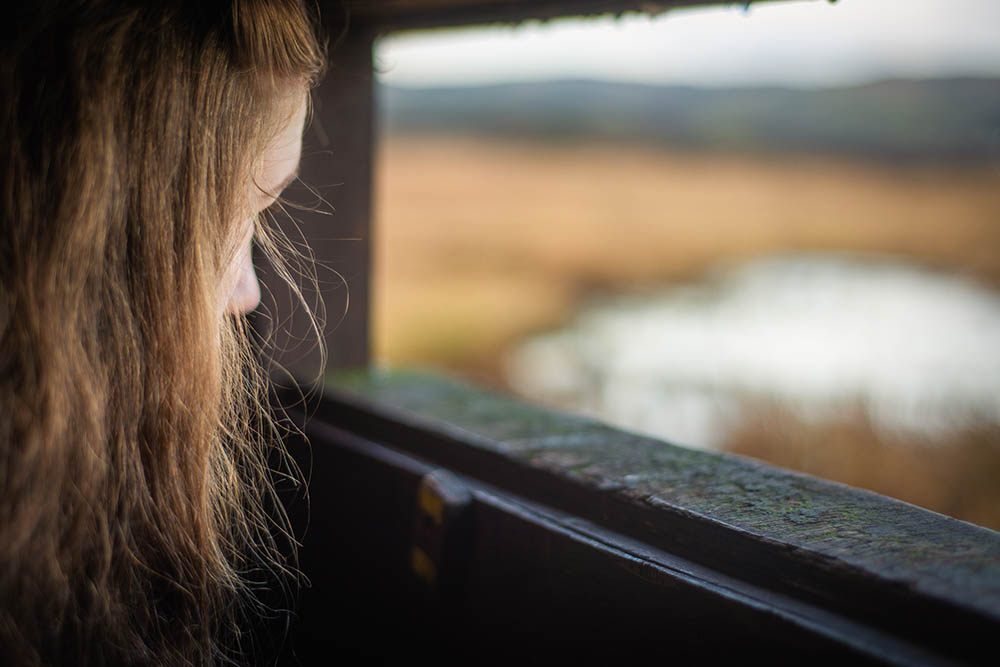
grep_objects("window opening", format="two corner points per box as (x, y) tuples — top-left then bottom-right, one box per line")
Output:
(372, 0), (1000, 529)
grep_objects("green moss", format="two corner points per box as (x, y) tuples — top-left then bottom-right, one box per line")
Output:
(324, 368), (1000, 614)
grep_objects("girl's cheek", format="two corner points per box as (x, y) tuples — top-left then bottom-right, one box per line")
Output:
(221, 217), (260, 316)
(226, 240), (261, 316)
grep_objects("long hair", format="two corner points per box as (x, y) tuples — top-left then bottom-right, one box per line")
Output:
(0, 1), (326, 663)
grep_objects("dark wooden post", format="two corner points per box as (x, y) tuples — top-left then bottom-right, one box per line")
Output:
(255, 25), (375, 383)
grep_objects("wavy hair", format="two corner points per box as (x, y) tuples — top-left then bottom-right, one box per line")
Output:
(0, 1), (326, 664)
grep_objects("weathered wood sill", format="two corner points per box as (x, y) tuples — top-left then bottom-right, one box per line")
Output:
(281, 369), (1000, 664)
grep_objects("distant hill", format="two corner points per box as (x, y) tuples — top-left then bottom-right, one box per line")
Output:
(378, 78), (1000, 162)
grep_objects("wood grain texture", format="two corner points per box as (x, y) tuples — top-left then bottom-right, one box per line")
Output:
(318, 369), (1000, 663)
(333, 0), (795, 31)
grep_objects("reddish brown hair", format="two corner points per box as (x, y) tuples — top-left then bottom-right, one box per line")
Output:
(0, 2), (326, 663)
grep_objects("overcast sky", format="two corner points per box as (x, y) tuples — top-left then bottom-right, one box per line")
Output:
(374, 0), (1000, 89)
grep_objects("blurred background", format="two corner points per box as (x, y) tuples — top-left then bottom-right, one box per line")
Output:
(369, 0), (1000, 528)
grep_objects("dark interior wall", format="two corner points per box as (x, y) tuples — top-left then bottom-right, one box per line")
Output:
(254, 26), (376, 382)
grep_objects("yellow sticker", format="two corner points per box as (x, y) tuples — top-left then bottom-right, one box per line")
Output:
(411, 546), (437, 584)
(418, 483), (445, 525)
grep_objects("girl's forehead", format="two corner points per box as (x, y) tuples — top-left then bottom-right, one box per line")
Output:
(257, 95), (308, 201)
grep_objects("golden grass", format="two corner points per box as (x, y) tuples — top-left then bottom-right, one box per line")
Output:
(375, 135), (1000, 370)
(373, 135), (1000, 528)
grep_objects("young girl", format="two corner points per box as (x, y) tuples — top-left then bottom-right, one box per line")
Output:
(1, 2), (326, 663)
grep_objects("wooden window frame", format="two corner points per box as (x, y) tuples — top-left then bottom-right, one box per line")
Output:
(261, 2), (1000, 662)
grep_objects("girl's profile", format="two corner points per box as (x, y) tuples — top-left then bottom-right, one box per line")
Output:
(0, 1), (326, 664)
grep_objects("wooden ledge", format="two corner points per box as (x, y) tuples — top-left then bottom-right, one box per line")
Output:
(332, 0), (797, 32)
(313, 368), (1000, 662)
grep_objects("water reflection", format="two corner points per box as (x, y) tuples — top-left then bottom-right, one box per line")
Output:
(505, 254), (1000, 451)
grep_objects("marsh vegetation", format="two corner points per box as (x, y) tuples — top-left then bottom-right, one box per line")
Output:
(373, 80), (1000, 529)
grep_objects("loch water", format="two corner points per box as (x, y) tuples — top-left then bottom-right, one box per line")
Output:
(504, 254), (1000, 451)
